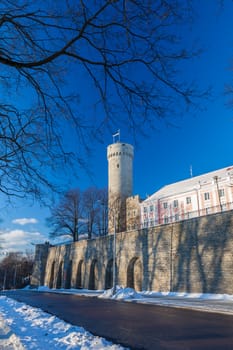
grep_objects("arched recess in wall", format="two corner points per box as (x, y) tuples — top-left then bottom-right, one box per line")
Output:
(76, 260), (83, 289)
(127, 257), (142, 291)
(105, 259), (116, 290)
(56, 261), (63, 289)
(49, 261), (55, 289)
(65, 260), (72, 289)
(88, 259), (98, 290)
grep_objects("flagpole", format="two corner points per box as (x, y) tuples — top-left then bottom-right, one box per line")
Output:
(112, 129), (120, 143)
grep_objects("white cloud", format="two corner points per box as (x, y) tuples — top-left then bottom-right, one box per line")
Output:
(12, 218), (38, 226)
(0, 229), (47, 254)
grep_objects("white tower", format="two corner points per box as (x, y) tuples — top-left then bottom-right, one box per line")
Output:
(107, 135), (134, 233)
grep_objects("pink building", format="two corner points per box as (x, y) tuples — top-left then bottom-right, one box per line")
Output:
(141, 166), (233, 228)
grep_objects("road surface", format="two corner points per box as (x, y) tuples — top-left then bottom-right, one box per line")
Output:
(1, 290), (233, 350)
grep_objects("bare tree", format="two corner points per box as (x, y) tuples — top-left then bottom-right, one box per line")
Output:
(0, 108), (64, 200)
(0, 1), (205, 201)
(47, 189), (84, 242)
(83, 187), (101, 239)
(96, 187), (108, 236)
(83, 187), (108, 238)
(47, 186), (108, 241)
(108, 192), (125, 233)
(0, 251), (34, 290)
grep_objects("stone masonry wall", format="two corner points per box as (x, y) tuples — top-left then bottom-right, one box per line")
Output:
(30, 242), (51, 287)
(35, 210), (233, 294)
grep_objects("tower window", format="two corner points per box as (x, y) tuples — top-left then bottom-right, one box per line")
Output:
(117, 164), (119, 168)
(204, 192), (210, 200)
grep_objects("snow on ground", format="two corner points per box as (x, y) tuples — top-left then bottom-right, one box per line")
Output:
(99, 286), (142, 300)
(1, 286), (233, 349)
(0, 295), (128, 350)
(34, 285), (233, 315)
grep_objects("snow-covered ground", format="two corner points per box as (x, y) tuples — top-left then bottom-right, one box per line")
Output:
(0, 293), (128, 350)
(1, 286), (233, 349)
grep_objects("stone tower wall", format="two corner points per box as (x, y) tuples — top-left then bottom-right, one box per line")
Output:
(107, 142), (134, 232)
(34, 210), (233, 294)
(107, 142), (134, 198)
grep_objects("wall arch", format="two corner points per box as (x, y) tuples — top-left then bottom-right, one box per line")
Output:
(127, 257), (142, 291)
(49, 261), (55, 289)
(56, 261), (63, 289)
(65, 260), (72, 289)
(88, 259), (98, 290)
(76, 260), (84, 289)
(105, 259), (113, 289)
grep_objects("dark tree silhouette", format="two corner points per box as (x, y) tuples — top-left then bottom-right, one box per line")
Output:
(47, 187), (108, 242)
(0, 0), (205, 200)
(0, 251), (34, 290)
(47, 189), (84, 242)
(83, 187), (108, 239)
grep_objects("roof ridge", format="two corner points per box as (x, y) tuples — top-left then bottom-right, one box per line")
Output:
(143, 165), (233, 202)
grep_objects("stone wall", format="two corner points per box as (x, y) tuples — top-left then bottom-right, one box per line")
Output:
(30, 242), (51, 287)
(32, 210), (233, 294)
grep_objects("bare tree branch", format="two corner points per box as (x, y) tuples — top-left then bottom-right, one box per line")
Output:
(0, 0), (206, 201)
(47, 187), (108, 242)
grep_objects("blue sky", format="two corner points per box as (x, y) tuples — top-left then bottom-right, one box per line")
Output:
(1, 1), (233, 255)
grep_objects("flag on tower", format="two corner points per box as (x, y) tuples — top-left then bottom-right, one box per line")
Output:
(112, 129), (120, 143)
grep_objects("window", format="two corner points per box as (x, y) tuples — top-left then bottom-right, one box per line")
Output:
(219, 189), (225, 197)
(173, 200), (178, 208)
(163, 202), (168, 209)
(204, 192), (210, 200)
(175, 214), (179, 221)
(164, 216), (169, 224)
(143, 207), (147, 213)
(186, 197), (191, 204)
(150, 205), (154, 212)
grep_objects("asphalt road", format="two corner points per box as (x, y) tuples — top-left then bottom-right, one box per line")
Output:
(1, 290), (233, 350)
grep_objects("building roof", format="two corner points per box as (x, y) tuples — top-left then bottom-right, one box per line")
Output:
(143, 165), (233, 202)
